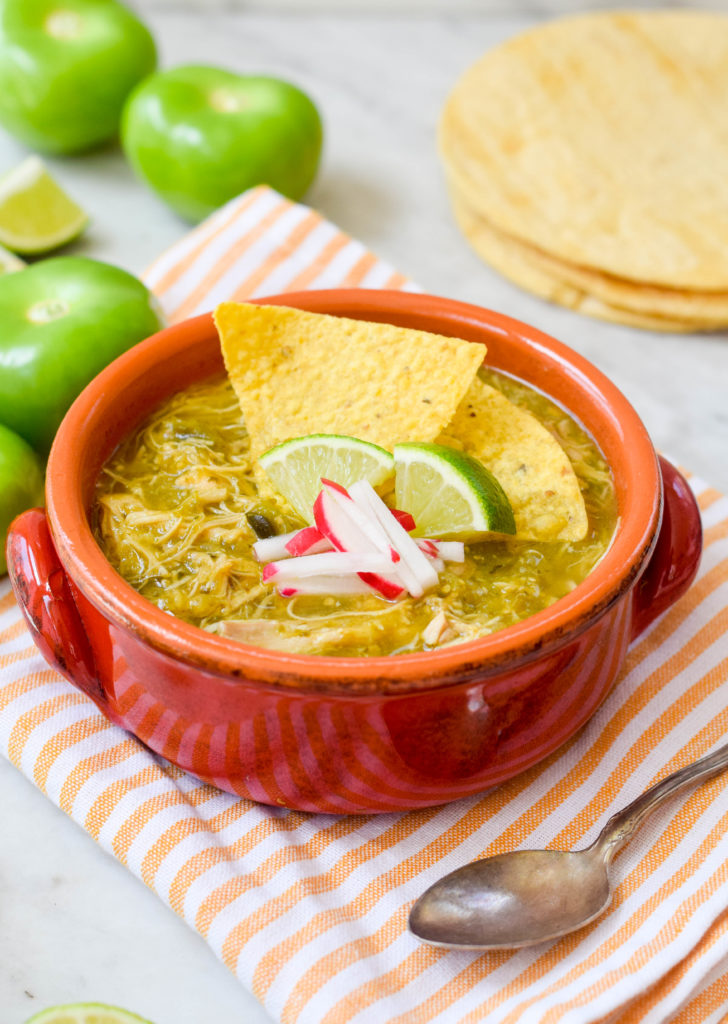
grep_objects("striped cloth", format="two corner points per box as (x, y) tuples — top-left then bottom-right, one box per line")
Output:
(2, 186), (728, 1024)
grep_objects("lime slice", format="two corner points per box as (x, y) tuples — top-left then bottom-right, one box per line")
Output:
(259, 433), (395, 522)
(24, 1004), (153, 1024)
(0, 156), (88, 254)
(0, 241), (25, 273)
(394, 442), (516, 540)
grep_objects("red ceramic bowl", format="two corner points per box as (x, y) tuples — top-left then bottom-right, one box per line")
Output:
(7, 290), (702, 813)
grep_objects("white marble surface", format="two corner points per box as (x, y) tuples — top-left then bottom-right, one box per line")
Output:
(1, 9), (727, 1023)
(140, 0), (728, 12)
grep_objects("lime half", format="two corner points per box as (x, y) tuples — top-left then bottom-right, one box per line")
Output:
(0, 156), (88, 254)
(259, 433), (395, 521)
(0, 241), (25, 273)
(394, 442), (516, 540)
(24, 1004), (153, 1024)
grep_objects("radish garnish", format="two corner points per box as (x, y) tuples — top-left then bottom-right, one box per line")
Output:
(259, 479), (461, 603)
(320, 477), (350, 497)
(316, 482), (392, 557)
(358, 572), (405, 600)
(429, 540), (465, 563)
(419, 550), (446, 573)
(278, 575), (376, 597)
(416, 539), (439, 559)
(313, 485), (369, 553)
(252, 531), (300, 563)
(390, 508), (416, 532)
(415, 539), (463, 566)
(253, 527), (332, 563)
(348, 480), (439, 595)
(313, 482), (405, 599)
(284, 525), (331, 557)
(263, 551), (397, 582)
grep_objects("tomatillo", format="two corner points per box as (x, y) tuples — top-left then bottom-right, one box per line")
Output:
(0, 0), (157, 154)
(0, 256), (163, 454)
(0, 423), (44, 575)
(121, 65), (323, 222)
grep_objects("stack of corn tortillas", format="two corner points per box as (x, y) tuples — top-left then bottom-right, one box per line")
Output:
(439, 10), (728, 332)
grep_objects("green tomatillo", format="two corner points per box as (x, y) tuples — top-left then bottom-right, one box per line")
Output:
(0, 256), (164, 454)
(121, 65), (323, 222)
(0, 423), (45, 575)
(0, 0), (157, 154)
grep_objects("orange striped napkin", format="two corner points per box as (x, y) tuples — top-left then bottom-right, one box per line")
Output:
(2, 186), (728, 1024)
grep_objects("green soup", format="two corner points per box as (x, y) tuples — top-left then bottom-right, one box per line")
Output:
(93, 369), (617, 657)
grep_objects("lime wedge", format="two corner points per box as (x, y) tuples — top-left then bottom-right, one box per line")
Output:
(24, 1005), (153, 1024)
(259, 433), (395, 522)
(0, 156), (88, 254)
(0, 241), (25, 273)
(394, 442), (516, 540)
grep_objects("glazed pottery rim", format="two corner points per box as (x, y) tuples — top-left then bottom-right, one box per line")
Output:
(46, 289), (661, 694)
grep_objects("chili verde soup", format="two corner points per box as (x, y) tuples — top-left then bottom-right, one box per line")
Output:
(92, 325), (617, 659)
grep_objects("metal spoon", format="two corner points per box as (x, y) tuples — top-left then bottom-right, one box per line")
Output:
(409, 740), (728, 950)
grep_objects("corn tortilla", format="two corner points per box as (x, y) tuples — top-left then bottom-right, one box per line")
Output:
(448, 189), (721, 333)
(438, 377), (588, 542)
(440, 11), (728, 291)
(214, 302), (486, 458)
(448, 183), (728, 327)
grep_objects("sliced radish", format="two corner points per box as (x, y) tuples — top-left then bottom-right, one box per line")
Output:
(416, 539), (439, 559)
(278, 575), (375, 597)
(253, 527), (332, 563)
(318, 479), (416, 533)
(321, 483), (394, 557)
(261, 483), (462, 604)
(414, 539), (464, 564)
(348, 486), (428, 597)
(430, 540), (465, 563)
(325, 487), (407, 598)
(313, 484), (405, 599)
(285, 525), (331, 557)
(348, 481), (439, 595)
(357, 572), (405, 600)
(390, 508), (416, 532)
(320, 477), (350, 497)
(252, 531), (300, 563)
(313, 485), (370, 553)
(347, 481), (429, 597)
(263, 551), (395, 582)
(419, 550), (445, 573)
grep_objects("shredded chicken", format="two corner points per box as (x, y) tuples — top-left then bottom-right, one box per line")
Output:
(175, 468), (229, 504)
(422, 609), (458, 647)
(217, 617), (391, 655)
(423, 610), (448, 646)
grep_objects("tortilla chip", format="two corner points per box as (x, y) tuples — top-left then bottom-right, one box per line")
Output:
(438, 377), (588, 541)
(214, 302), (486, 457)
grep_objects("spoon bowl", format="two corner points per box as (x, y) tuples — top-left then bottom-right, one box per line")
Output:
(409, 848), (611, 949)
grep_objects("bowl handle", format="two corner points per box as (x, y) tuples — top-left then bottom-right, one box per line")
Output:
(6, 507), (108, 710)
(631, 456), (703, 640)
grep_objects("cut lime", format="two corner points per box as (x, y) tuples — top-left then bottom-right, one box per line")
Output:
(394, 442), (516, 540)
(0, 156), (89, 254)
(0, 241), (25, 273)
(259, 433), (395, 521)
(24, 1004), (153, 1024)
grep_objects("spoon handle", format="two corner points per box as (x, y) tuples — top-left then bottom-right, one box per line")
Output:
(594, 739), (728, 861)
